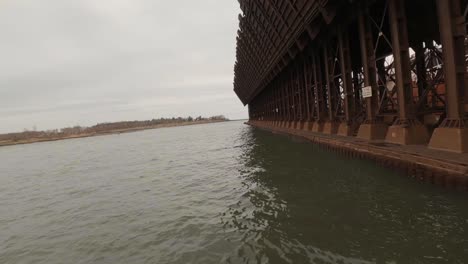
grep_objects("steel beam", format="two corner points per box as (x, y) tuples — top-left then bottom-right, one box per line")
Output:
(289, 70), (296, 128)
(337, 26), (356, 136)
(303, 55), (313, 130)
(311, 48), (325, 133)
(389, 0), (414, 121)
(414, 42), (427, 105)
(429, 0), (468, 153)
(359, 8), (379, 122)
(323, 44), (335, 121)
(323, 43), (339, 134)
(356, 7), (389, 140)
(385, 0), (429, 145)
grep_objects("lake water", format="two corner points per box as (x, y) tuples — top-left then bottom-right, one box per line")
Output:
(1, 121), (467, 264)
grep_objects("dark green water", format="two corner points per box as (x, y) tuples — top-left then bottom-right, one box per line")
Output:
(0, 121), (467, 263)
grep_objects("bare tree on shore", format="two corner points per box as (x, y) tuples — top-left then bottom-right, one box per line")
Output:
(0, 116), (229, 143)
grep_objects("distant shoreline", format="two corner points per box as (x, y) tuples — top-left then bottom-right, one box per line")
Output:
(0, 120), (227, 147)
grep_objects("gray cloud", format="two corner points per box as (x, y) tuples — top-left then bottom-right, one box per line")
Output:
(0, 0), (246, 133)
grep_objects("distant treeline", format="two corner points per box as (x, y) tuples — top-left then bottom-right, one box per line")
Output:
(0, 115), (228, 142)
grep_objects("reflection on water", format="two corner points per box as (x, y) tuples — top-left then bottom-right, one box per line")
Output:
(223, 126), (468, 264)
(0, 121), (467, 264)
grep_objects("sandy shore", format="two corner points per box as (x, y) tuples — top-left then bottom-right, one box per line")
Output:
(0, 120), (226, 147)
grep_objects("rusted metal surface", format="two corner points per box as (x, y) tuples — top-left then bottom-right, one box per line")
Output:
(338, 26), (355, 125)
(235, 0), (468, 153)
(388, 0), (413, 122)
(357, 7), (379, 123)
(435, 0), (466, 123)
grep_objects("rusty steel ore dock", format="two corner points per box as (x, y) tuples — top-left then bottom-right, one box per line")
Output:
(233, 0), (468, 190)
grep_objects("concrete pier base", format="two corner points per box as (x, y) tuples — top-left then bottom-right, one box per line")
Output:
(383, 115), (395, 125)
(385, 123), (430, 145)
(312, 121), (325, 133)
(291, 121), (298, 129)
(357, 123), (388, 140)
(323, 121), (339, 135)
(429, 127), (468, 153)
(297, 121), (305, 130)
(295, 121), (300, 129)
(303, 121), (313, 131)
(337, 123), (354, 137)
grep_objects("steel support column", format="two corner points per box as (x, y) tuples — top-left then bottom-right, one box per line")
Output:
(283, 81), (287, 124)
(414, 42), (427, 105)
(290, 71), (297, 128)
(337, 26), (356, 136)
(273, 86), (277, 125)
(290, 72), (295, 128)
(356, 7), (388, 140)
(323, 44), (335, 121)
(385, 0), (430, 145)
(353, 69), (362, 116)
(296, 63), (304, 129)
(283, 79), (291, 127)
(282, 79), (288, 127)
(312, 49), (325, 132)
(300, 60), (308, 130)
(276, 84), (280, 125)
(429, 0), (468, 152)
(323, 43), (339, 134)
(304, 54), (315, 130)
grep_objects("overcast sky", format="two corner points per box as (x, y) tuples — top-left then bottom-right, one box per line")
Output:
(0, 0), (246, 133)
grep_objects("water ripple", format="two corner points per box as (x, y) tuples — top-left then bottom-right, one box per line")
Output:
(0, 121), (467, 263)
